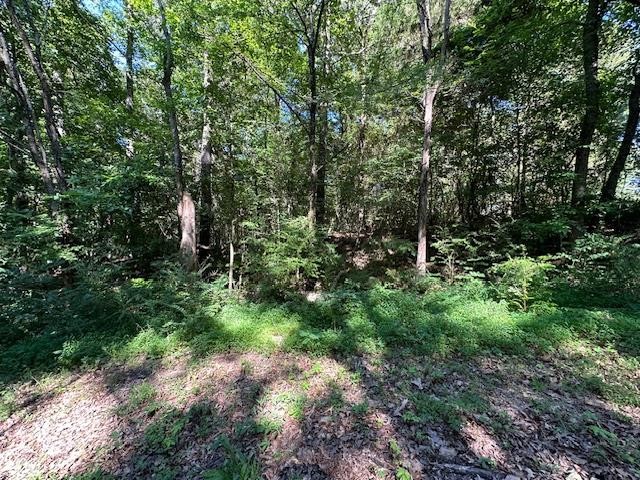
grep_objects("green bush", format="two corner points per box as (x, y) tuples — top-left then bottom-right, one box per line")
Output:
(247, 217), (339, 294)
(432, 231), (478, 284)
(560, 234), (640, 298)
(490, 257), (554, 311)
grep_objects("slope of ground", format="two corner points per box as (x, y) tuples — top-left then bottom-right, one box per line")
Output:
(1, 349), (638, 480)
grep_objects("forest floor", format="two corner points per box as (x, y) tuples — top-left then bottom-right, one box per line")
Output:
(1, 347), (638, 480)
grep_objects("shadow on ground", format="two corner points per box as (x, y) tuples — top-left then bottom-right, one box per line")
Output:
(1, 348), (638, 479)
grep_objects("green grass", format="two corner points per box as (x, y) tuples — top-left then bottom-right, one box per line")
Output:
(1, 266), (639, 406)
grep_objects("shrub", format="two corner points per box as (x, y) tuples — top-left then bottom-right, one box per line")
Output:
(561, 234), (640, 297)
(432, 231), (478, 284)
(490, 257), (554, 311)
(247, 217), (339, 293)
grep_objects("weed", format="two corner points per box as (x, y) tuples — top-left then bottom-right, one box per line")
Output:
(389, 438), (402, 458)
(144, 409), (187, 452)
(395, 467), (413, 480)
(204, 436), (261, 480)
(478, 457), (497, 469)
(0, 389), (16, 420)
(116, 381), (157, 416)
(351, 401), (369, 417)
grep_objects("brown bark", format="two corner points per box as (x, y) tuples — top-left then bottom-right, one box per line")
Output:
(124, 0), (134, 158)
(416, 84), (438, 274)
(415, 0), (450, 275)
(572, 0), (603, 207)
(601, 57), (640, 201)
(158, 0), (197, 270)
(199, 50), (214, 261)
(297, 0), (327, 226)
(0, 25), (56, 206)
(317, 98), (328, 226)
(307, 40), (319, 225)
(178, 192), (197, 271)
(7, 0), (67, 192)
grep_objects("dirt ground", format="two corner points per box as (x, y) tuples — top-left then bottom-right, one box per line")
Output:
(1, 352), (638, 480)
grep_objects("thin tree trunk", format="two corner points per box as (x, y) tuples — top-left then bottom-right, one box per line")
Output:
(3, 124), (27, 208)
(415, 0), (450, 275)
(572, 0), (603, 207)
(601, 57), (640, 201)
(199, 50), (214, 261)
(7, 0), (67, 191)
(304, 0), (327, 226)
(158, 0), (197, 271)
(228, 223), (235, 290)
(416, 84), (439, 274)
(228, 150), (236, 290)
(317, 104), (327, 225)
(124, 0), (135, 159)
(307, 43), (319, 225)
(0, 25), (57, 207)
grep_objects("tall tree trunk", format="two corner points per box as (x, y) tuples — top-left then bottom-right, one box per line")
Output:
(124, 0), (135, 159)
(303, 0), (326, 226)
(415, 0), (450, 275)
(572, 0), (603, 207)
(416, 84), (438, 274)
(3, 123), (27, 209)
(0, 25), (57, 208)
(307, 43), (319, 225)
(317, 102), (328, 226)
(7, 0), (67, 192)
(199, 50), (214, 262)
(601, 57), (640, 201)
(158, 0), (197, 271)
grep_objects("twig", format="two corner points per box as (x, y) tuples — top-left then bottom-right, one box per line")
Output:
(440, 463), (497, 479)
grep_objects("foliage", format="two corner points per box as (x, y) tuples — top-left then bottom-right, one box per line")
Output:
(559, 234), (640, 299)
(490, 257), (555, 311)
(203, 436), (261, 480)
(2, 258), (639, 392)
(246, 217), (339, 294)
(432, 232), (479, 284)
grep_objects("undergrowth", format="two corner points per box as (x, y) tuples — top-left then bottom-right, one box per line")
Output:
(1, 261), (638, 391)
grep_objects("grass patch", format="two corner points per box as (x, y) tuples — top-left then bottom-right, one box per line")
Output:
(2, 268), (638, 391)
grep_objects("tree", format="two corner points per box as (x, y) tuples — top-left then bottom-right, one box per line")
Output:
(6, 0), (67, 192)
(416, 0), (451, 275)
(572, 0), (604, 208)
(158, 0), (196, 270)
(0, 22), (57, 207)
(290, 0), (328, 226)
(199, 48), (214, 262)
(601, 56), (640, 201)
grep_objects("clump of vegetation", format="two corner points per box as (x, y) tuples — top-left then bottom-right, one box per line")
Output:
(204, 436), (261, 480)
(245, 217), (339, 295)
(490, 257), (555, 311)
(561, 234), (640, 299)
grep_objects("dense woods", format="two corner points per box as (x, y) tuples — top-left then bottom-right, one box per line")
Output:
(1, 0), (640, 479)
(2, 0), (639, 275)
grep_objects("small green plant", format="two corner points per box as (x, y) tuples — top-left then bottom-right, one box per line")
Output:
(144, 409), (187, 452)
(432, 233), (477, 284)
(389, 438), (402, 458)
(490, 256), (554, 311)
(395, 467), (413, 480)
(351, 401), (369, 417)
(247, 216), (339, 293)
(254, 417), (283, 436)
(0, 390), (16, 420)
(116, 381), (158, 415)
(478, 456), (497, 469)
(204, 436), (261, 480)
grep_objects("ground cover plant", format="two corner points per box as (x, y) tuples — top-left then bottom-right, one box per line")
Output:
(2, 0), (640, 478)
